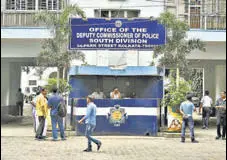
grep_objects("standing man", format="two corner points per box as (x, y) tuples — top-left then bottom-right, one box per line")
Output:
(16, 88), (24, 116)
(215, 91), (226, 140)
(199, 90), (213, 129)
(30, 91), (40, 132)
(180, 93), (199, 143)
(35, 88), (48, 140)
(78, 95), (102, 152)
(48, 87), (66, 141)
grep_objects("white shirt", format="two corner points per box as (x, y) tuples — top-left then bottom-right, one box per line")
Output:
(201, 95), (213, 107)
(92, 92), (105, 99)
(110, 92), (120, 99)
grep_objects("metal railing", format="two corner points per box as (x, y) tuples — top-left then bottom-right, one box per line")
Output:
(1, 11), (226, 30)
(1, 10), (61, 27)
(178, 14), (226, 30)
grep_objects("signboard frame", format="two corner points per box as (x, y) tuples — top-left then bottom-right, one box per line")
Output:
(69, 18), (166, 51)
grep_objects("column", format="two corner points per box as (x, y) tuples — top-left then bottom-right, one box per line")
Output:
(215, 65), (226, 99)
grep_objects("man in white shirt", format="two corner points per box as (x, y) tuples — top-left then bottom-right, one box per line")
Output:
(92, 88), (105, 99)
(199, 90), (213, 129)
(110, 88), (121, 99)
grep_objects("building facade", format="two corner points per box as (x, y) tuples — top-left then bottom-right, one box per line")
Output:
(1, 0), (226, 107)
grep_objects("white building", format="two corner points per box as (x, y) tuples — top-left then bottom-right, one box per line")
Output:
(1, 0), (226, 108)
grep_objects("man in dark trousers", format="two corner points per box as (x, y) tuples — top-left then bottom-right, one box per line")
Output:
(16, 88), (24, 116)
(35, 88), (48, 140)
(180, 93), (199, 143)
(199, 90), (213, 129)
(215, 91), (226, 140)
(78, 95), (102, 152)
(48, 87), (66, 141)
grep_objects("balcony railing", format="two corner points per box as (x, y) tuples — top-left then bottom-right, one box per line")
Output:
(1, 11), (61, 27)
(178, 14), (226, 30)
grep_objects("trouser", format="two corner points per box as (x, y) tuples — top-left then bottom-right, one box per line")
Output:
(32, 108), (36, 132)
(34, 111), (47, 136)
(85, 124), (101, 149)
(16, 101), (23, 116)
(35, 116), (45, 138)
(51, 115), (65, 140)
(202, 107), (211, 128)
(181, 116), (195, 140)
(217, 114), (226, 138)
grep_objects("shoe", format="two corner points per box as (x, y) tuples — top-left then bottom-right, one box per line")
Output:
(97, 142), (102, 151)
(52, 139), (58, 141)
(202, 126), (206, 129)
(191, 139), (199, 143)
(83, 148), (92, 152)
(205, 127), (209, 130)
(181, 137), (185, 143)
(216, 136), (221, 140)
(35, 136), (44, 141)
(222, 137), (226, 140)
(42, 136), (48, 140)
(61, 138), (67, 141)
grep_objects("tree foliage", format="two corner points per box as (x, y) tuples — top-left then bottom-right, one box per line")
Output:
(163, 70), (192, 109)
(153, 12), (206, 74)
(33, 4), (86, 77)
(45, 78), (72, 95)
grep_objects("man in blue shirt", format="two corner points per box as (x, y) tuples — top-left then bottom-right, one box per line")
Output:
(48, 87), (66, 141)
(78, 95), (102, 152)
(180, 93), (199, 143)
(215, 91), (226, 140)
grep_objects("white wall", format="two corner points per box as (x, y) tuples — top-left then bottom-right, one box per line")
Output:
(20, 67), (58, 94)
(187, 30), (226, 42)
(71, 0), (164, 18)
(1, 39), (42, 58)
(187, 42), (226, 60)
(1, 0), (5, 11)
(1, 60), (10, 106)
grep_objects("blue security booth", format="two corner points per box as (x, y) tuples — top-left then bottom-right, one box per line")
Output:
(68, 66), (164, 136)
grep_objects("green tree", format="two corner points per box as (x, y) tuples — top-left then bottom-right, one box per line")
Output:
(163, 70), (192, 109)
(33, 4), (86, 80)
(153, 12), (206, 90)
(45, 78), (72, 96)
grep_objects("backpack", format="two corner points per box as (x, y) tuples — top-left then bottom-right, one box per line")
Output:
(57, 101), (66, 117)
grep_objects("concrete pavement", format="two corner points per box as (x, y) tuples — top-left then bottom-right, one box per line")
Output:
(1, 124), (226, 160)
(1, 104), (226, 160)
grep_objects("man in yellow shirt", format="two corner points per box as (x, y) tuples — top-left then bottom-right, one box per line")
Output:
(35, 88), (48, 140)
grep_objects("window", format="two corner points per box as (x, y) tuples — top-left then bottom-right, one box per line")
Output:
(94, 9), (140, 18)
(29, 80), (37, 86)
(6, 0), (61, 10)
(32, 87), (38, 93)
(6, 0), (35, 10)
(190, 7), (201, 28)
(39, 0), (61, 10)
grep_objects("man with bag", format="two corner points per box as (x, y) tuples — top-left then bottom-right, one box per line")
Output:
(180, 93), (199, 143)
(48, 87), (66, 141)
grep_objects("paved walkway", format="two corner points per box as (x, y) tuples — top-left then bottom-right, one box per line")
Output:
(1, 124), (226, 160)
(1, 105), (225, 160)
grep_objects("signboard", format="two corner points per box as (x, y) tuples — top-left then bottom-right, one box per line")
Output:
(107, 105), (127, 127)
(167, 106), (182, 132)
(69, 18), (166, 50)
